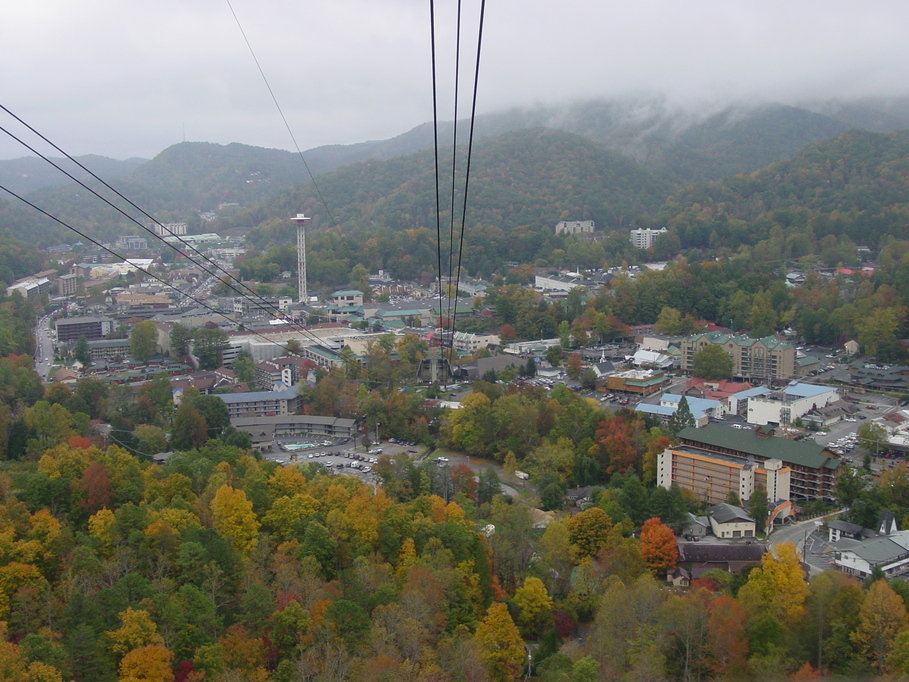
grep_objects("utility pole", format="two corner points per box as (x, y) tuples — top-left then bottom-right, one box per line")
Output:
(292, 213), (311, 303)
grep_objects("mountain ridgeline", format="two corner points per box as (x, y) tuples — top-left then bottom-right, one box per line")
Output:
(0, 96), (908, 272)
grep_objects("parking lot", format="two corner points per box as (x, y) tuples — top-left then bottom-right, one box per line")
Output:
(259, 436), (428, 482)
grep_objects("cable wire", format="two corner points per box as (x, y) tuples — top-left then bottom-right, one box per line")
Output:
(444, 0), (463, 350)
(449, 0), (486, 364)
(0, 182), (319, 360)
(430, 0), (446, 345)
(224, 0), (341, 228)
(0, 112), (329, 348)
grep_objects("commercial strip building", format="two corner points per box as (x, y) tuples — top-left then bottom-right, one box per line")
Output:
(636, 393), (724, 427)
(671, 424), (840, 500)
(232, 414), (359, 449)
(86, 338), (132, 362)
(681, 331), (796, 381)
(215, 384), (302, 419)
(603, 369), (669, 396)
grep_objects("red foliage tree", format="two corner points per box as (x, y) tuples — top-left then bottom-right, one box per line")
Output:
(80, 460), (112, 512)
(449, 463), (478, 500)
(706, 595), (748, 677)
(67, 435), (93, 450)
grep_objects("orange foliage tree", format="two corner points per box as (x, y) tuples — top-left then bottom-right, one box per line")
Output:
(639, 517), (679, 576)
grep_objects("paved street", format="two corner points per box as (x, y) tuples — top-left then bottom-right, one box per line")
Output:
(769, 512), (843, 575)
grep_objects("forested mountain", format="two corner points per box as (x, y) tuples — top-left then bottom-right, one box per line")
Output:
(0, 154), (145, 195)
(3, 96), (909, 249)
(661, 129), (909, 251)
(302, 96), (909, 184)
(242, 128), (673, 279)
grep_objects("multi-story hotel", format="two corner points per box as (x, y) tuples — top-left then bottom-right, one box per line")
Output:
(659, 424), (840, 502)
(681, 331), (796, 381)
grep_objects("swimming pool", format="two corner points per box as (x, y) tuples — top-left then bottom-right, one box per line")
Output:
(284, 443), (317, 451)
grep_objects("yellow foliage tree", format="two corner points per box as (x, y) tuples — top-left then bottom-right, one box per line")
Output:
(210, 484), (260, 555)
(88, 508), (117, 553)
(396, 537), (417, 578)
(267, 465), (309, 500)
(512, 576), (553, 635)
(107, 607), (164, 656)
(262, 493), (320, 540)
(567, 507), (614, 561)
(851, 579), (908, 673)
(119, 643), (174, 682)
(474, 602), (525, 682)
(737, 542), (809, 626)
(0, 639), (63, 682)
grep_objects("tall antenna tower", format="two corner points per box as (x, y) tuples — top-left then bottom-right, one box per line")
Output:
(292, 213), (311, 303)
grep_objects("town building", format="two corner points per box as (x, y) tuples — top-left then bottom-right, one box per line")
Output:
(604, 369), (669, 396)
(232, 296), (291, 318)
(637, 394), (724, 427)
(254, 356), (310, 390)
(747, 382), (841, 426)
(452, 331), (500, 354)
(153, 222), (187, 237)
(232, 414), (358, 447)
(6, 277), (53, 300)
(657, 445), (791, 505)
(708, 504), (757, 539)
(681, 331), (796, 381)
(673, 424), (840, 500)
(86, 338), (132, 362)
(115, 235), (149, 250)
(629, 227), (668, 249)
(676, 542), (766, 577)
(330, 290), (364, 308)
(56, 315), (115, 342)
(217, 384), (302, 419)
(57, 274), (78, 297)
(831, 516), (909, 579)
(555, 220), (595, 236)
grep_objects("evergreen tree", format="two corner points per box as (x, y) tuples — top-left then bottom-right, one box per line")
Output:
(668, 396), (696, 435)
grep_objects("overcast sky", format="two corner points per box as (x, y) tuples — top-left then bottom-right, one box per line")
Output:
(2, 0), (908, 160)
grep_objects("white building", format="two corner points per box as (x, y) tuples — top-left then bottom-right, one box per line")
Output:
(452, 331), (500, 353)
(747, 382), (840, 426)
(630, 227), (668, 249)
(555, 220), (595, 236)
(833, 530), (909, 579)
(153, 222), (187, 237)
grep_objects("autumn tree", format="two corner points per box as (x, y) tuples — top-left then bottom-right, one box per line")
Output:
(171, 404), (209, 451)
(639, 517), (678, 576)
(119, 644), (174, 682)
(211, 484), (260, 555)
(474, 602), (525, 682)
(567, 507), (613, 561)
(737, 542), (809, 627)
(512, 576), (553, 637)
(851, 579), (908, 673)
(706, 594), (748, 677)
(107, 608), (164, 656)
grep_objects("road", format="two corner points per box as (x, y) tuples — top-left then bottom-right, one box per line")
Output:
(769, 511), (843, 575)
(34, 313), (55, 380)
